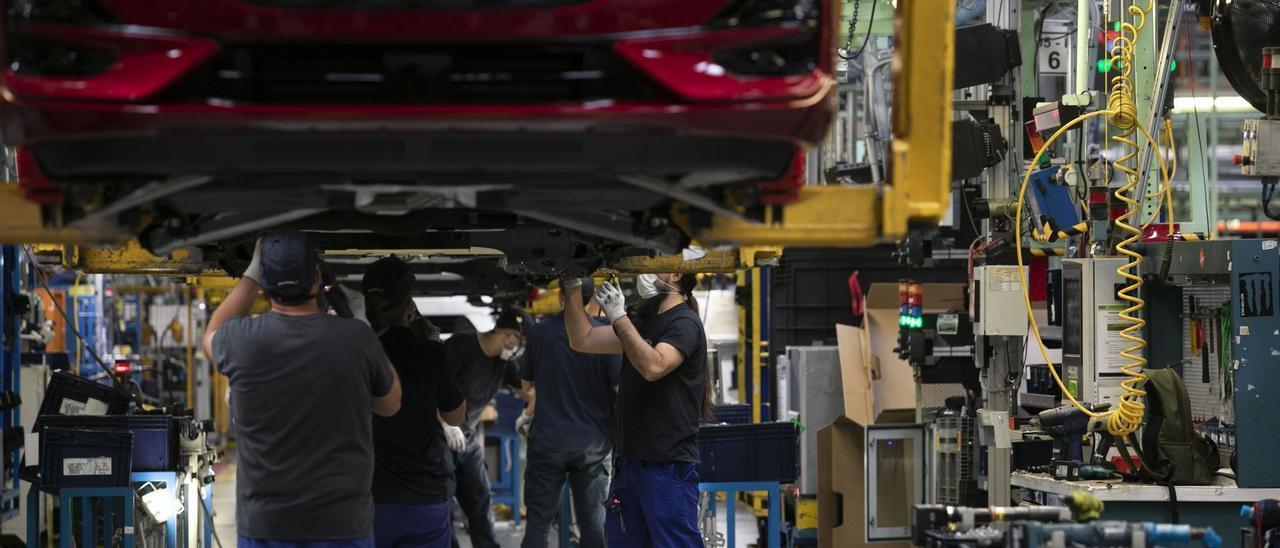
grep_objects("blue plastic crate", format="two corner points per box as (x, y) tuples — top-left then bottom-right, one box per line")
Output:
(38, 415), (175, 472)
(698, 421), (798, 483)
(38, 427), (133, 493)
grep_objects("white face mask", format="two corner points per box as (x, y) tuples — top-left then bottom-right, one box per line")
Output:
(501, 345), (522, 361)
(636, 274), (678, 299)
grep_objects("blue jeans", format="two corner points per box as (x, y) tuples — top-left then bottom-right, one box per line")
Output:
(238, 537), (373, 548)
(520, 446), (612, 548)
(374, 503), (451, 548)
(604, 457), (701, 548)
(446, 430), (498, 548)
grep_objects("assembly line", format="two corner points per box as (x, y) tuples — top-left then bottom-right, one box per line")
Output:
(3, 0), (1280, 547)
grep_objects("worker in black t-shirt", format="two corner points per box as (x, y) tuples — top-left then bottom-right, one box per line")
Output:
(363, 257), (467, 548)
(563, 273), (709, 547)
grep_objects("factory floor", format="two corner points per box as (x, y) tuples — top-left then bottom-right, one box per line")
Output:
(212, 449), (766, 547)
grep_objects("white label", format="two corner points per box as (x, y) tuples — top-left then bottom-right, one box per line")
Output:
(123, 527), (134, 535)
(63, 457), (112, 477)
(1095, 305), (1129, 375)
(1038, 22), (1071, 75)
(988, 268), (1023, 293)
(1264, 240), (1278, 251)
(82, 398), (109, 416)
(57, 398), (86, 416)
(24, 432), (39, 466)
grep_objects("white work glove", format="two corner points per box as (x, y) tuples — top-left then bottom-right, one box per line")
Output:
(594, 281), (626, 323)
(515, 412), (533, 437)
(443, 425), (467, 452)
(242, 238), (264, 284)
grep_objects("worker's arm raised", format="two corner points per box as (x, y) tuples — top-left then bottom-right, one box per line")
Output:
(611, 317), (685, 382)
(563, 279), (622, 354)
(201, 276), (261, 366)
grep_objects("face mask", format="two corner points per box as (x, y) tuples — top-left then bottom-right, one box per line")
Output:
(501, 344), (524, 362)
(636, 274), (678, 299)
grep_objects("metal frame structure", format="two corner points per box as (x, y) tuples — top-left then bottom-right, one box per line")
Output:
(1, 245), (21, 519)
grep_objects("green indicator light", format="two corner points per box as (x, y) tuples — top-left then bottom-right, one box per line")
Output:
(1113, 22), (1121, 31)
(1169, 59), (1177, 72)
(1097, 59), (1112, 73)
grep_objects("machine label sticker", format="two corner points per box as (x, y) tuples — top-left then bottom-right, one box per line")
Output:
(937, 314), (960, 335)
(82, 398), (109, 415)
(1238, 273), (1275, 317)
(1096, 305), (1128, 375)
(63, 457), (112, 476)
(1264, 240), (1278, 251)
(57, 398), (85, 416)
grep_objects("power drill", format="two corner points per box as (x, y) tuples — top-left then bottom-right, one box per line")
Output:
(1036, 403), (1110, 480)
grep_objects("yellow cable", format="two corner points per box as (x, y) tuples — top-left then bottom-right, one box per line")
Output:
(1014, 0), (1166, 437)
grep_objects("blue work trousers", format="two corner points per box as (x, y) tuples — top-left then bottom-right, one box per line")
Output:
(604, 457), (701, 548)
(374, 503), (452, 548)
(520, 446), (612, 548)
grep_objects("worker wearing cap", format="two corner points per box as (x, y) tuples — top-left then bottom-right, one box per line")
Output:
(202, 231), (402, 547)
(441, 308), (527, 548)
(519, 279), (622, 548)
(562, 273), (709, 548)
(362, 257), (467, 548)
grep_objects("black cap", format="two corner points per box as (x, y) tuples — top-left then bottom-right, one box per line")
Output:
(494, 307), (527, 334)
(362, 256), (414, 312)
(260, 230), (319, 299)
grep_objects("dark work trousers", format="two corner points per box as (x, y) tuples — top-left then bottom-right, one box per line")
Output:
(520, 446), (612, 548)
(447, 429), (498, 548)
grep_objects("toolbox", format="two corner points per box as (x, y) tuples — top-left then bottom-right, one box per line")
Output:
(34, 372), (133, 431)
(38, 427), (133, 493)
(698, 421), (799, 483)
(38, 415), (177, 472)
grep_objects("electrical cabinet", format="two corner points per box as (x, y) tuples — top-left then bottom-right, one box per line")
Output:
(971, 266), (1029, 337)
(1060, 258), (1127, 409)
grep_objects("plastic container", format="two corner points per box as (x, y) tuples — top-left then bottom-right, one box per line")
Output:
(38, 415), (175, 471)
(35, 372), (133, 431)
(698, 421), (799, 483)
(38, 427), (133, 493)
(711, 404), (752, 425)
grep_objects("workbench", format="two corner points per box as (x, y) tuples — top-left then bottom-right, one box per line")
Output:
(1012, 472), (1280, 545)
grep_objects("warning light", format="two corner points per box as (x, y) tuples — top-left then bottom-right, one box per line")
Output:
(113, 359), (132, 376)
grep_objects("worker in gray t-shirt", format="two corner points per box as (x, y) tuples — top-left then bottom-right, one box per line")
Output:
(203, 231), (402, 546)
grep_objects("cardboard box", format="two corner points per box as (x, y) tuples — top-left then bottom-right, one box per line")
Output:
(817, 322), (928, 548)
(865, 283), (967, 418)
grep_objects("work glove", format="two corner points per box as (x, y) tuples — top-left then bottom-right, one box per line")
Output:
(515, 412), (533, 437)
(594, 282), (626, 323)
(443, 425), (467, 452)
(242, 238), (264, 284)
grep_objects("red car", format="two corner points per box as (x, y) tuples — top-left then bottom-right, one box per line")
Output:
(2, 0), (835, 257)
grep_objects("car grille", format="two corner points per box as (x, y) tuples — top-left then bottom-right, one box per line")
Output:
(169, 42), (665, 104)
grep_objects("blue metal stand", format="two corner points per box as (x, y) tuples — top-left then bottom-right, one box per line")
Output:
(699, 481), (780, 548)
(59, 487), (136, 548)
(486, 430), (521, 525)
(1, 246), (22, 519)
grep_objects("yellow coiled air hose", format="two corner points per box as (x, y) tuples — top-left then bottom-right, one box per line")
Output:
(1014, 0), (1171, 438)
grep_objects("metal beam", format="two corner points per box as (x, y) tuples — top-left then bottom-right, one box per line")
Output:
(885, 0), (955, 238)
(151, 209), (326, 255)
(515, 209), (681, 254)
(695, 185), (881, 247)
(617, 175), (752, 222)
(0, 186), (126, 245)
(51, 240), (210, 276)
(72, 175), (213, 228)
(605, 247), (781, 274)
